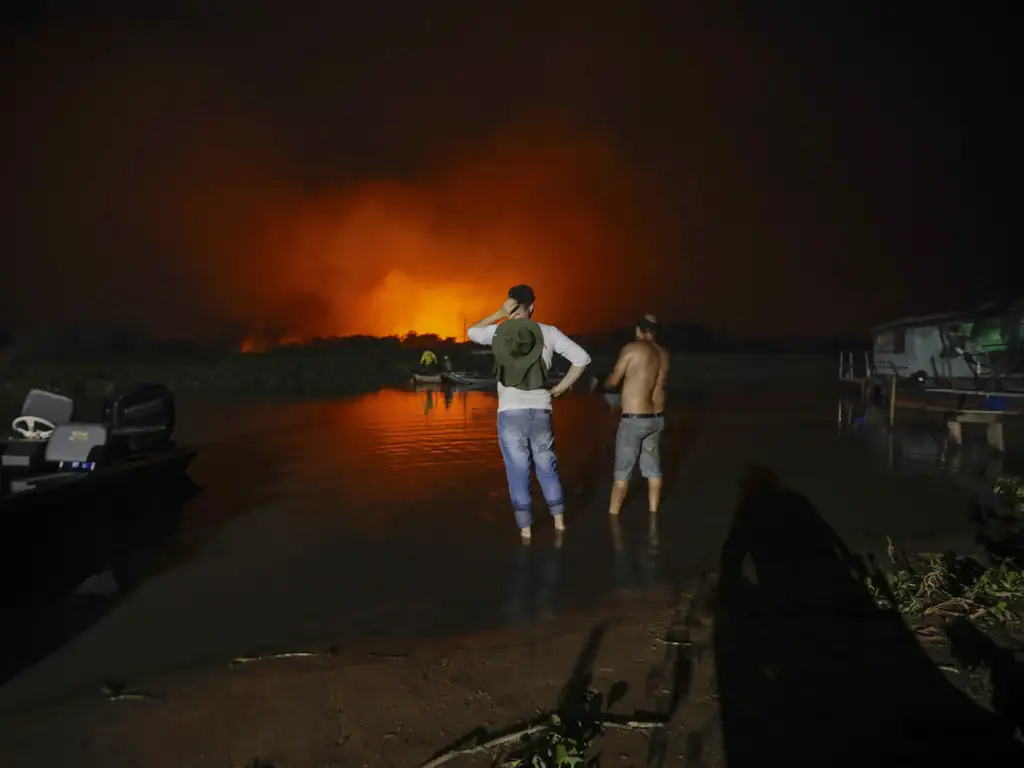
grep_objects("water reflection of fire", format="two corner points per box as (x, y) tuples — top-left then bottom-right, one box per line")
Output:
(238, 333), (303, 354)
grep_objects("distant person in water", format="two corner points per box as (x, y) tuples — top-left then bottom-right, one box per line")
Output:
(419, 349), (438, 374)
(604, 314), (669, 518)
(468, 285), (591, 541)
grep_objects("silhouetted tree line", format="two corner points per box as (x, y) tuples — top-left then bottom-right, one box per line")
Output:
(0, 321), (866, 365)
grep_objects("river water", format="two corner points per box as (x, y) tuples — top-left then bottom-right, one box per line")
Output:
(1, 385), (1020, 711)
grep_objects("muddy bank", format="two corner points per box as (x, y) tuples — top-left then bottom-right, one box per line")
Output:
(0, 589), (685, 768)
(2, 550), (1022, 767)
(3, 463), (1024, 767)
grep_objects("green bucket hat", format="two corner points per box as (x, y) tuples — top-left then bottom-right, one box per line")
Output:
(492, 318), (549, 390)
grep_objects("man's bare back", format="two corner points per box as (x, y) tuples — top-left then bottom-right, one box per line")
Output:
(613, 340), (669, 414)
(604, 315), (669, 517)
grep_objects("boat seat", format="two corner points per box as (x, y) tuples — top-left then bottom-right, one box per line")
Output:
(20, 389), (75, 427)
(44, 423), (108, 464)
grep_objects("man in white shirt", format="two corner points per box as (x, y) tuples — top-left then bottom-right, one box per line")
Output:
(468, 285), (591, 540)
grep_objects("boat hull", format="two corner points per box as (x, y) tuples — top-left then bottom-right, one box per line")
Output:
(411, 373), (444, 385)
(0, 447), (198, 608)
(442, 372), (494, 388)
(441, 371), (568, 388)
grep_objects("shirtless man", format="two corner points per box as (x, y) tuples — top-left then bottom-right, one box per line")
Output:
(604, 314), (669, 517)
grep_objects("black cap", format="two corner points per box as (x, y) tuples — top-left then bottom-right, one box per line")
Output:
(508, 284), (535, 305)
(637, 316), (660, 333)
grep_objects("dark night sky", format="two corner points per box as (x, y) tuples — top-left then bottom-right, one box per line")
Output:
(0, 1), (1011, 342)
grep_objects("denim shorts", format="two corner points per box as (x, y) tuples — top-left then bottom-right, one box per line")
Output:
(613, 414), (665, 481)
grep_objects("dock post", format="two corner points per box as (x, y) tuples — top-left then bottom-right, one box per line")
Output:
(986, 421), (1005, 453)
(945, 412), (1005, 453)
(888, 376), (897, 427)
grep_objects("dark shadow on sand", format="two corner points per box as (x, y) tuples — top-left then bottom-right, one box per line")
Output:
(422, 622), (614, 764)
(713, 465), (1024, 767)
(421, 620), (685, 766)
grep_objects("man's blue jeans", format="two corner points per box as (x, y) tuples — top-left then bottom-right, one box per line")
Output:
(497, 408), (565, 529)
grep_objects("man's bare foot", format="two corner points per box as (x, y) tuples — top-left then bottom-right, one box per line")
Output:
(520, 526), (531, 542)
(554, 529), (564, 549)
(553, 514), (566, 532)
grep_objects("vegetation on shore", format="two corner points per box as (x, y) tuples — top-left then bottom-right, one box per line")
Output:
(0, 324), (845, 414)
(0, 335), (492, 412)
(867, 543), (1023, 623)
(867, 476), (1024, 622)
(865, 475), (1024, 737)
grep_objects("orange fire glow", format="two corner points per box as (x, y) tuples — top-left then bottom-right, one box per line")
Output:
(2, 21), (685, 344)
(6, 45), (681, 343)
(157, 110), (682, 343)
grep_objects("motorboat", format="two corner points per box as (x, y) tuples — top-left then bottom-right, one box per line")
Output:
(442, 371), (495, 388)
(441, 370), (568, 389)
(1, 383), (197, 501)
(0, 383), (198, 611)
(411, 372), (445, 385)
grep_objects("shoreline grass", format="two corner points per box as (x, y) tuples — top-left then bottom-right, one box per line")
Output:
(863, 475), (1024, 738)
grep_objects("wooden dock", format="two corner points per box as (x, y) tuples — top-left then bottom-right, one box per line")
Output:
(838, 351), (1024, 453)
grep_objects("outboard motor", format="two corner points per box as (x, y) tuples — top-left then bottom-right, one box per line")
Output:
(102, 383), (177, 453)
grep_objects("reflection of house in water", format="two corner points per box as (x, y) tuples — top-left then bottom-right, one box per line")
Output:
(843, 401), (1009, 503)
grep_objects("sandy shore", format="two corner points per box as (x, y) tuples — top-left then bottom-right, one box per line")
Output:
(2, 541), (1023, 768)
(0, 586), (711, 768)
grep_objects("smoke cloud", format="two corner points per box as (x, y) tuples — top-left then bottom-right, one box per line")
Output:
(1, 16), (681, 345)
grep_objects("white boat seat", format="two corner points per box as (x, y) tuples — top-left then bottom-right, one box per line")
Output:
(20, 389), (74, 427)
(44, 423), (108, 464)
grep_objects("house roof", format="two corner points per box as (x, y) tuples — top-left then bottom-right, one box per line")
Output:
(872, 298), (1024, 334)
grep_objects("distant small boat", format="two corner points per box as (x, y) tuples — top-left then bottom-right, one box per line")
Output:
(442, 371), (568, 389)
(443, 372), (494, 388)
(411, 373), (444, 385)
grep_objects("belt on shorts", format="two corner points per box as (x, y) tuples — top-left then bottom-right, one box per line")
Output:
(620, 412), (663, 419)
